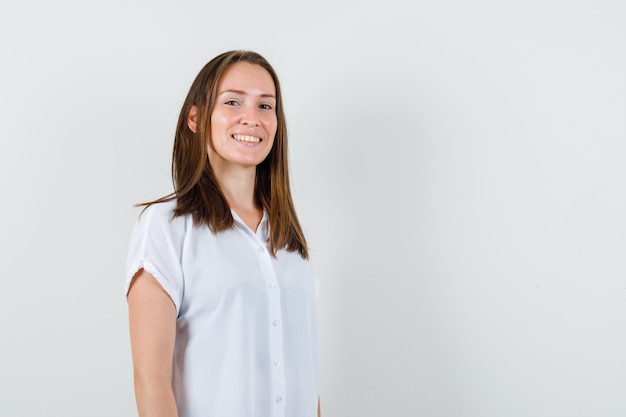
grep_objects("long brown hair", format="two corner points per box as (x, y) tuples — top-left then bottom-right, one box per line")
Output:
(140, 50), (308, 259)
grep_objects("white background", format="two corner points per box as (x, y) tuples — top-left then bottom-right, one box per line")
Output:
(1, 1), (625, 416)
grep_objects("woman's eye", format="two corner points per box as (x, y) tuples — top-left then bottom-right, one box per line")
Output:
(225, 100), (239, 106)
(259, 103), (273, 110)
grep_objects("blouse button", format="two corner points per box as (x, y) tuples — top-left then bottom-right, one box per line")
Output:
(275, 396), (283, 403)
(258, 247), (264, 253)
(269, 282), (276, 289)
(272, 320), (280, 327)
(274, 359), (281, 366)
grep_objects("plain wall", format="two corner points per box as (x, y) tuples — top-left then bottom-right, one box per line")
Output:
(1, 1), (624, 416)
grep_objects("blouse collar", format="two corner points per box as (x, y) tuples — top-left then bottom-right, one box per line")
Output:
(230, 209), (269, 240)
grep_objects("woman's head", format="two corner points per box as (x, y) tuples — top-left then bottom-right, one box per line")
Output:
(165, 50), (307, 258)
(173, 50), (287, 195)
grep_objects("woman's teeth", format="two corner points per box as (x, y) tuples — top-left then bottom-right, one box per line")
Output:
(233, 134), (261, 143)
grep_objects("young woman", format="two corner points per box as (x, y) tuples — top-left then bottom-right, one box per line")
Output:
(125, 50), (320, 417)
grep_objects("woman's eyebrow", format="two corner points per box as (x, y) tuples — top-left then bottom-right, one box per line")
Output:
(218, 89), (276, 99)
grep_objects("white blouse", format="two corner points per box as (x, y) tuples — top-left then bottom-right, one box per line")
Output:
(125, 200), (319, 417)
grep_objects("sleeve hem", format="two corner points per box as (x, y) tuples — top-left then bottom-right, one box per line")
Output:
(125, 259), (181, 315)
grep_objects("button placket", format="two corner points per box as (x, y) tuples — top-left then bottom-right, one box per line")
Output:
(267, 272), (286, 416)
(237, 224), (286, 417)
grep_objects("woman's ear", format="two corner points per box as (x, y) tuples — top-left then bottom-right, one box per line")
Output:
(187, 105), (198, 133)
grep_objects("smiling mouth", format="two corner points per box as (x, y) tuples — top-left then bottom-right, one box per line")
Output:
(233, 134), (261, 143)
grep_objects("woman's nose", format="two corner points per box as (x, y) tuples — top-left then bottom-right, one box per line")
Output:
(241, 110), (260, 126)
(242, 118), (259, 126)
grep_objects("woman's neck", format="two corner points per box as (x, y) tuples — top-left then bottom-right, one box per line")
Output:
(214, 165), (263, 231)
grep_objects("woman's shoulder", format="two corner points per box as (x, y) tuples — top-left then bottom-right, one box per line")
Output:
(139, 199), (177, 218)
(128, 199), (193, 255)
(135, 199), (187, 231)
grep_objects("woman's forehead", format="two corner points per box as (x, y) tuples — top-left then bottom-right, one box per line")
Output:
(217, 62), (276, 97)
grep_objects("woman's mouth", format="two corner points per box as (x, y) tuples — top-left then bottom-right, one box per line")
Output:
(232, 134), (261, 143)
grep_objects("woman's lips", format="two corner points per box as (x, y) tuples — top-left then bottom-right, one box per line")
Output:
(232, 134), (261, 143)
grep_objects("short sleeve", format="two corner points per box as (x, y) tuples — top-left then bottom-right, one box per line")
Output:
(124, 202), (186, 314)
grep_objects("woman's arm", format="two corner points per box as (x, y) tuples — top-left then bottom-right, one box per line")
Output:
(128, 269), (179, 417)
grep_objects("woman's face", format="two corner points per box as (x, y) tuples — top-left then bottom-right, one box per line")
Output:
(207, 62), (277, 172)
